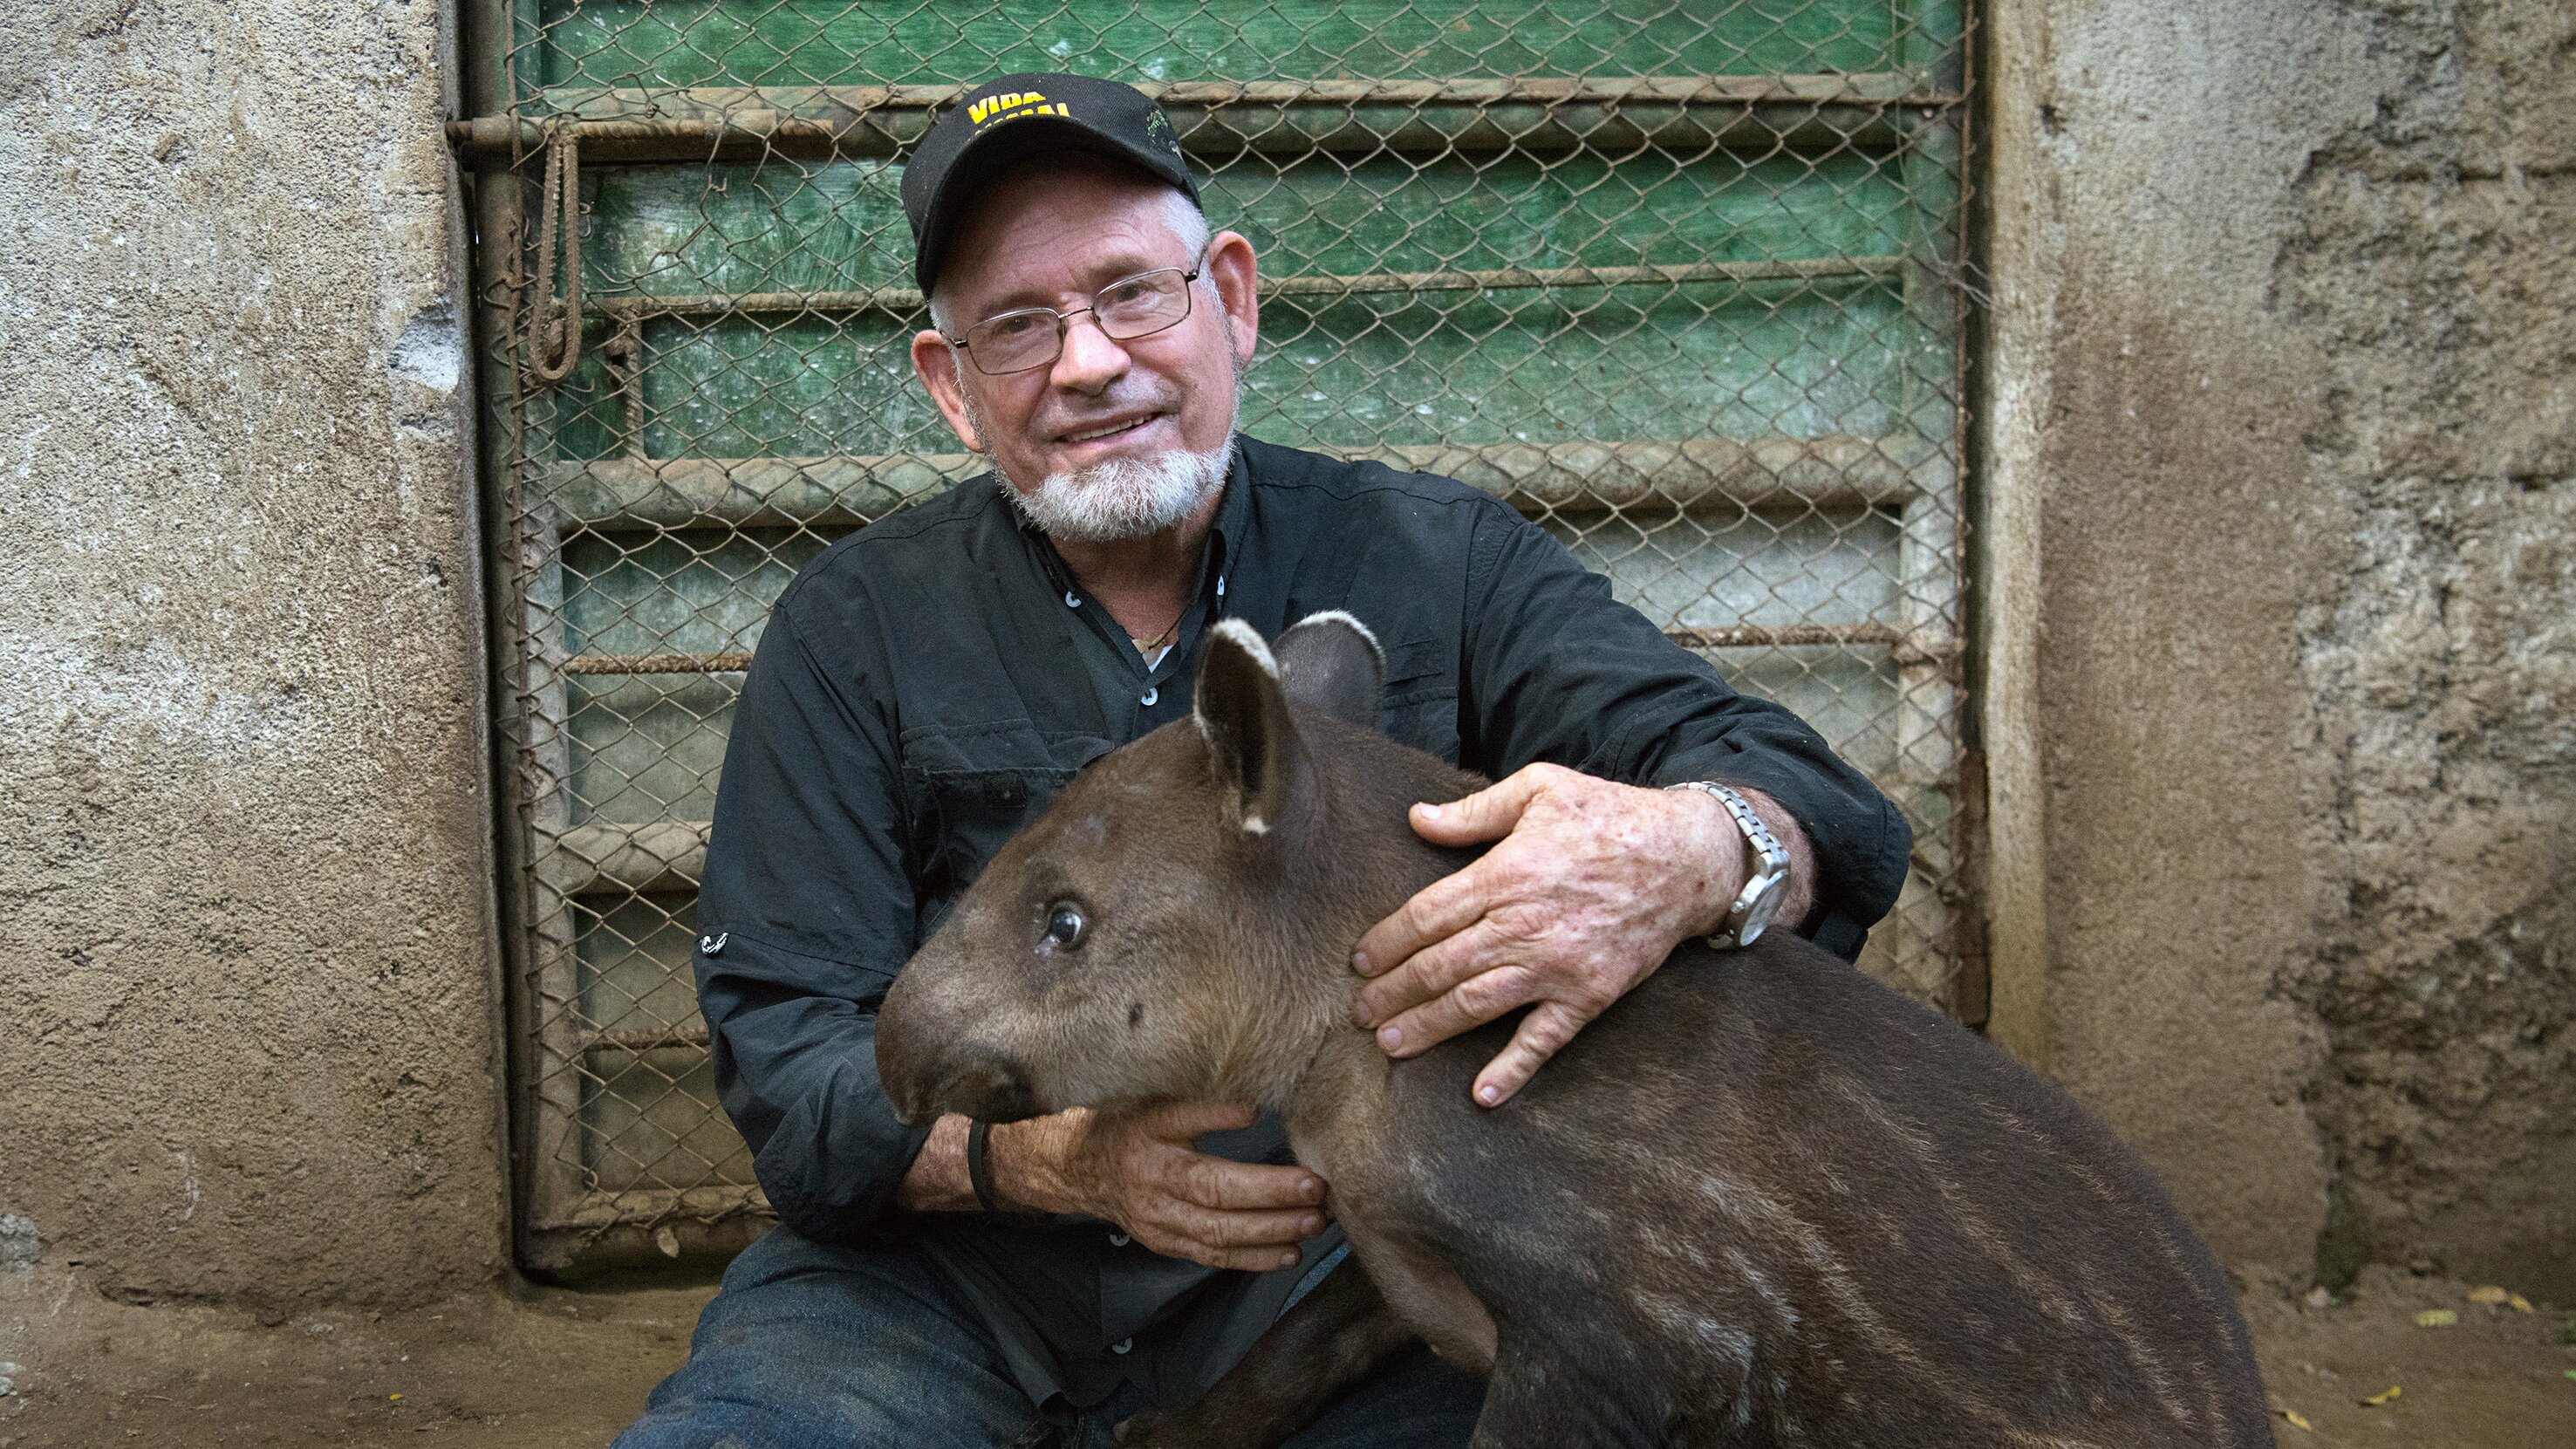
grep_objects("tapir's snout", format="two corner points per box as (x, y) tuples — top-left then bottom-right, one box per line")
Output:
(936, 1048), (1041, 1124)
(878, 1030), (1044, 1126)
(876, 958), (1047, 1126)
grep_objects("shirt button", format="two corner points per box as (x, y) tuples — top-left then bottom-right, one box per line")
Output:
(1110, 1338), (1133, 1355)
(1063, 590), (1080, 608)
(1108, 1230), (1130, 1247)
(1139, 687), (1158, 707)
(1216, 574), (1227, 598)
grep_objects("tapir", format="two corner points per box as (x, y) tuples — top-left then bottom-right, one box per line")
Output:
(877, 612), (2272, 1448)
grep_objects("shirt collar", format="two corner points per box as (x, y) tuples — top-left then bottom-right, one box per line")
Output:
(1206, 436), (1252, 591)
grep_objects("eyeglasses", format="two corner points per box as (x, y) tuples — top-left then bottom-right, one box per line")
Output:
(945, 256), (1206, 375)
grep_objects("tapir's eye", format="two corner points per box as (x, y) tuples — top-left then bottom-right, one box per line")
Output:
(1042, 902), (1088, 950)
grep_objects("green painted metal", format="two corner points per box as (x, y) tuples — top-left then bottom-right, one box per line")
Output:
(530, 147), (1930, 459)
(473, 0), (1978, 1268)
(531, 1), (1919, 93)
(531, 282), (1912, 460)
(572, 148), (1921, 296)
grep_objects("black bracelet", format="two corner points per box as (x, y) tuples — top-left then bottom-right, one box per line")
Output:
(967, 1119), (1000, 1213)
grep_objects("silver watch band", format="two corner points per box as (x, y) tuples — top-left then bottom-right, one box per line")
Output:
(1664, 781), (1792, 948)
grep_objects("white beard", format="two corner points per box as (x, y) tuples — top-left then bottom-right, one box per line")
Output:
(1001, 437), (1236, 543)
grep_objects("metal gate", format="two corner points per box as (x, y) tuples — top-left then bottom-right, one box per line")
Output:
(458, 0), (1978, 1272)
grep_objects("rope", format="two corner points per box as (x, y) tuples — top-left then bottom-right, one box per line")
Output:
(523, 122), (584, 387)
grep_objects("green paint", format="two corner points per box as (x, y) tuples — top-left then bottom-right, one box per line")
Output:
(531, 279), (1906, 461)
(543, 143), (1945, 460)
(530, 0), (1972, 834)
(564, 528), (833, 821)
(574, 894), (754, 1188)
(530, 1), (1913, 94)
(509, 2), (1981, 1185)
(574, 149), (1927, 297)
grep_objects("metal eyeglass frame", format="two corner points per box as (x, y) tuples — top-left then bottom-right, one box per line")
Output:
(942, 250), (1210, 376)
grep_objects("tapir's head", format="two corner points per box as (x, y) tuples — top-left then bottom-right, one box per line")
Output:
(876, 612), (1474, 1125)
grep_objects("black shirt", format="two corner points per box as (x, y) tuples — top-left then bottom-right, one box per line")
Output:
(693, 434), (1910, 1408)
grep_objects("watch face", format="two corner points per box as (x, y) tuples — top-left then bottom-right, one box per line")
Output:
(1737, 878), (1786, 947)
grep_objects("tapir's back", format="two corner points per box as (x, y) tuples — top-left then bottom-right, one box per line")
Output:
(1366, 934), (2272, 1447)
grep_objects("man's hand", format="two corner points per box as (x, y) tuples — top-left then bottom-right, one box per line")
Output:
(1349, 763), (1813, 1108)
(990, 1103), (1328, 1272)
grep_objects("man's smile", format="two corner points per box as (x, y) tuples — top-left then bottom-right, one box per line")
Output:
(1053, 409), (1172, 449)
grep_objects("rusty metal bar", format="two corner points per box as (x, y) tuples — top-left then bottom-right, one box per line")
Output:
(565, 652), (752, 676)
(584, 1026), (714, 1052)
(540, 436), (1923, 533)
(523, 1190), (773, 1273)
(1665, 623), (1906, 651)
(529, 75), (1941, 118)
(543, 454), (974, 531)
(555, 820), (710, 896)
(601, 319), (647, 460)
(1270, 257), (1899, 299)
(527, 1183), (768, 1234)
(448, 75), (1957, 164)
(584, 256), (1899, 323)
(586, 288), (926, 322)
(565, 622), (1924, 684)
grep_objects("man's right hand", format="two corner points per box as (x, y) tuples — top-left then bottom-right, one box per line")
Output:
(992, 1102), (1329, 1272)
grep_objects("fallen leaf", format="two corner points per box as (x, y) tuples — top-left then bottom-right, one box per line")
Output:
(2508, 1293), (2533, 1314)
(2279, 1408), (2313, 1432)
(2414, 1309), (2458, 1328)
(2564, 1370), (2576, 1383)
(388, 1394), (403, 1402)
(2361, 1384), (2402, 1407)
(2468, 1285), (2508, 1305)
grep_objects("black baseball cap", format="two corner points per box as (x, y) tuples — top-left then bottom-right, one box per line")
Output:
(900, 72), (1200, 297)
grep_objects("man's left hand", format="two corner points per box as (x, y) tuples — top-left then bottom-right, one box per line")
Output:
(1349, 763), (1808, 1107)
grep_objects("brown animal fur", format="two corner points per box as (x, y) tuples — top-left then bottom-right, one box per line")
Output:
(877, 615), (2271, 1448)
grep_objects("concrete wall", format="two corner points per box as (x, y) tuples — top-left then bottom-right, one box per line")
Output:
(0, 0), (2564, 1316)
(0, 0), (504, 1310)
(1986, 0), (2574, 1296)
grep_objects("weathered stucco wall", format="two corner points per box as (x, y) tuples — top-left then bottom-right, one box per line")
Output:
(1989, 0), (2573, 1295)
(2276, 0), (2575, 1298)
(0, 0), (504, 1309)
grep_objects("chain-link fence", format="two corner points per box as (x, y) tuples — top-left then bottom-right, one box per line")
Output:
(459, 1), (1978, 1272)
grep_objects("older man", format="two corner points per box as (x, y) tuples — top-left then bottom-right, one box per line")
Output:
(614, 73), (1908, 1449)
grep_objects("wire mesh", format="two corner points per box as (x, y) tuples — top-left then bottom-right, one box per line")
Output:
(467, 0), (1978, 1269)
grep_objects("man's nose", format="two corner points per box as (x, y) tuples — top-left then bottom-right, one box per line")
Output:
(1048, 310), (1131, 392)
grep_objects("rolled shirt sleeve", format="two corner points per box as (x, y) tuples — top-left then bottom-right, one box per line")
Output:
(1458, 501), (1911, 959)
(692, 600), (929, 1241)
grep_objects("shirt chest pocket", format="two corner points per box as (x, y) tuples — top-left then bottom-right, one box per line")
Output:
(897, 725), (1110, 930)
(1375, 637), (1462, 765)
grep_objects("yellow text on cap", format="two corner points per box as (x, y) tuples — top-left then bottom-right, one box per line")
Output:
(970, 91), (1069, 126)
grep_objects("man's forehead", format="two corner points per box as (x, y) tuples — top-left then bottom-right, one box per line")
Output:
(940, 163), (1195, 307)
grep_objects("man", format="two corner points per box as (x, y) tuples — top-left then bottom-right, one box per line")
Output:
(614, 73), (1908, 1449)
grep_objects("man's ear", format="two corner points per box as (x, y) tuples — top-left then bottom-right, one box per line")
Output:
(910, 328), (985, 454)
(1193, 619), (1315, 841)
(1273, 611), (1385, 728)
(1204, 229), (1259, 366)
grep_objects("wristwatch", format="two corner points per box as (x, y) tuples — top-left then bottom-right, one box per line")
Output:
(1665, 782), (1791, 948)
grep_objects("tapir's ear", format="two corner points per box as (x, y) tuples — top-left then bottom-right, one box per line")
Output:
(1272, 611), (1385, 728)
(1194, 619), (1315, 840)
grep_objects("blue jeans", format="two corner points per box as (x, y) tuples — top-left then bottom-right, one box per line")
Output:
(612, 1227), (1483, 1449)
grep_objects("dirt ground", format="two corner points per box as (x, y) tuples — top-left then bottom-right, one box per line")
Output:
(2, 1261), (2569, 1447)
